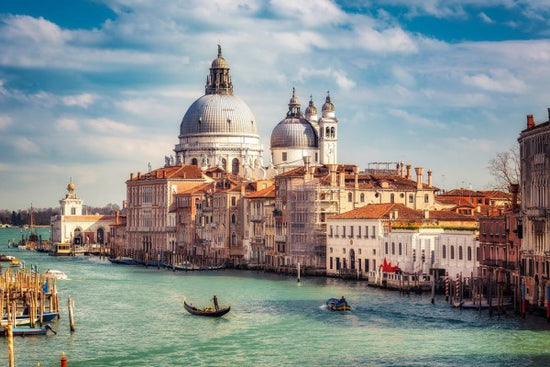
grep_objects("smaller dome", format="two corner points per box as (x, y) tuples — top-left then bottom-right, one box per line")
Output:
(305, 97), (317, 116)
(211, 57), (228, 69)
(271, 117), (318, 149)
(289, 87), (300, 107)
(211, 44), (229, 69)
(67, 182), (75, 191)
(322, 93), (334, 112)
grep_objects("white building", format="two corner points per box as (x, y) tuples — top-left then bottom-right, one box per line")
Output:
(50, 180), (117, 246)
(270, 89), (338, 172)
(326, 203), (478, 278)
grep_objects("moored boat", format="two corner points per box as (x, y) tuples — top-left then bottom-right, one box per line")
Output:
(183, 300), (230, 317)
(109, 256), (139, 265)
(49, 243), (72, 256)
(0, 324), (56, 337)
(45, 269), (68, 280)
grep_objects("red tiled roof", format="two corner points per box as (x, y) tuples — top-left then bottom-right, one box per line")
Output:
(246, 185), (276, 198)
(330, 203), (423, 220)
(129, 165), (204, 181)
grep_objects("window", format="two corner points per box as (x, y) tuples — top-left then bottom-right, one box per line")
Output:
(357, 226), (361, 238)
(343, 248), (346, 254)
(350, 226), (354, 238)
(71, 208), (76, 215)
(365, 259), (369, 272)
(372, 226), (376, 238)
(385, 242), (388, 254)
(343, 226), (346, 237)
(360, 193), (365, 202)
(232, 158), (239, 174)
(330, 257), (333, 269)
(282, 152), (287, 161)
(442, 245), (446, 259)
(399, 242), (402, 256)
(231, 214), (236, 224)
(231, 197), (236, 206)
(365, 226), (369, 238)
(409, 194), (413, 203)
(421, 249), (425, 263)
(329, 247), (333, 253)
(191, 158), (198, 166)
(329, 226), (333, 237)
(467, 247), (472, 261)
(424, 194), (429, 203)
(348, 192), (353, 202)
(459, 246), (463, 260)
(412, 249), (416, 262)
(451, 246), (455, 259)
(390, 193), (395, 203)
(391, 242), (395, 255)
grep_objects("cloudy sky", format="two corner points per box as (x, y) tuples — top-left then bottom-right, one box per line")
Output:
(1, 0), (549, 211)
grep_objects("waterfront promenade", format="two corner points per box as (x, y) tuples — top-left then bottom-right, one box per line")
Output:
(1, 240), (549, 366)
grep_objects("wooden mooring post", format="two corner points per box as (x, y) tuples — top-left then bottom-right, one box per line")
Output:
(68, 296), (75, 332)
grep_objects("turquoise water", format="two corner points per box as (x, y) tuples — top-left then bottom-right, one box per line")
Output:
(1, 228), (549, 366)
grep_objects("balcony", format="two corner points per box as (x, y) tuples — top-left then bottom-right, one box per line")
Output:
(273, 209), (283, 218)
(274, 235), (286, 243)
(526, 207), (546, 220)
(250, 215), (265, 222)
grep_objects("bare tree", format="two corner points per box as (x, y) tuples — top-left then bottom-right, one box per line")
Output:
(487, 146), (520, 191)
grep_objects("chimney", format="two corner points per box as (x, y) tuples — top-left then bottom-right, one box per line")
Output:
(303, 156), (311, 180)
(115, 210), (120, 225)
(509, 184), (519, 209)
(137, 172), (141, 179)
(427, 169), (432, 187)
(527, 114), (535, 129)
(241, 184), (246, 196)
(415, 167), (424, 189)
(130, 173), (134, 180)
(353, 166), (359, 189)
(162, 169), (166, 179)
(406, 165), (412, 180)
(329, 164), (337, 187)
(400, 161), (405, 177)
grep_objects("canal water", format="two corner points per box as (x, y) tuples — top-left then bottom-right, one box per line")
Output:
(1, 228), (549, 366)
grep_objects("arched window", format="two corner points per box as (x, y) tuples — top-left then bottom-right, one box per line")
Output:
(191, 158), (198, 166)
(390, 193), (395, 203)
(330, 127), (335, 138)
(348, 192), (352, 202)
(231, 214), (236, 224)
(326, 127), (330, 136)
(442, 245), (446, 259)
(467, 246), (472, 261)
(232, 158), (239, 174)
(451, 246), (455, 259)
(222, 158), (227, 171)
(231, 232), (236, 246)
(391, 242), (395, 255)
(459, 246), (463, 260)
(360, 193), (365, 202)
(409, 194), (413, 203)
(399, 242), (402, 256)
(424, 194), (429, 203)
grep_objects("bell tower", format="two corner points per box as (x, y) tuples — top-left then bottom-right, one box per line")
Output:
(319, 92), (338, 164)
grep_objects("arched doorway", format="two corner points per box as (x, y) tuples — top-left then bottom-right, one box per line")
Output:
(350, 248), (356, 270)
(73, 228), (83, 245)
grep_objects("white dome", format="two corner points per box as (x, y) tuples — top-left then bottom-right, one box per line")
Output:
(179, 94), (259, 137)
(271, 117), (318, 148)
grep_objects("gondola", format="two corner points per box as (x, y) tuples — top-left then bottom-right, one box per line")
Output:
(326, 297), (351, 311)
(183, 300), (230, 317)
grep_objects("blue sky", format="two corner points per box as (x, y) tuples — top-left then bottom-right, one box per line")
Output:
(1, 0), (550, 210)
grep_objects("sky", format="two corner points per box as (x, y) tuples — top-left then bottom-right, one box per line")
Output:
(1, 0), (550, 211)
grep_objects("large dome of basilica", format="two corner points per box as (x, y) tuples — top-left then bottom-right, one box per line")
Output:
(179, 94), (258, 137)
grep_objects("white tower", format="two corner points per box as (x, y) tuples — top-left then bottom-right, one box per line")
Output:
(60, 179), (83, 216)
(319, 92), (338, 164)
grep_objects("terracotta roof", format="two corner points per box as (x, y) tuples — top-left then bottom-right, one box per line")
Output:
(478, 190), (512, 199)
(330, 203), (423, 220)
(178, 182), (213, 195)
(246, 185), (276, 199)
(439, 188), (484, 197)
(129, 165), (204, 181)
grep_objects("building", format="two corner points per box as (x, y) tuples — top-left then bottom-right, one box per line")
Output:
(124, 165), (209, 262)
(518, 111), (550, 307)
(436, 188), (511, 217)
(50, 180), (117, 249)
(478, 186), (521, 297)
(326, 203), (478, 279)
(173, 45), (268, 180)
(274, 160), (440, 273)
(270, 89), (337, 171)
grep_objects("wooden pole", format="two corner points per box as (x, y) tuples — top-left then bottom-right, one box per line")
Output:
(431, 269), (435, 304)
(297, 262), (301, 283)
(68, 296), (75, 332)
(7, 320), (14, 367)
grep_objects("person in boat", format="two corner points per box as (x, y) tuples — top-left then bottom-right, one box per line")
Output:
(339, 296), (347, 305)
(212, 295), (219, 311)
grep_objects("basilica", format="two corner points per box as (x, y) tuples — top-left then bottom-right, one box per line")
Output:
(172, 45), (338, 178)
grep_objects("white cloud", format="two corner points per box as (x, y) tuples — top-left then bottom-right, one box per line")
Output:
(62, 93), (96, 108)
(388, 109), (446, 129)
(296, 67), (355, 89)
(56, 118), (80, 132)
(12, 137), (41, 154)
(0, 115), (12, 130)
(87, 118), (136, 134)
(462, 69), (526, 93)
(356, 26), (418, 53)
(478, 12), (495, 24)
(269, 0), (346, 26)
